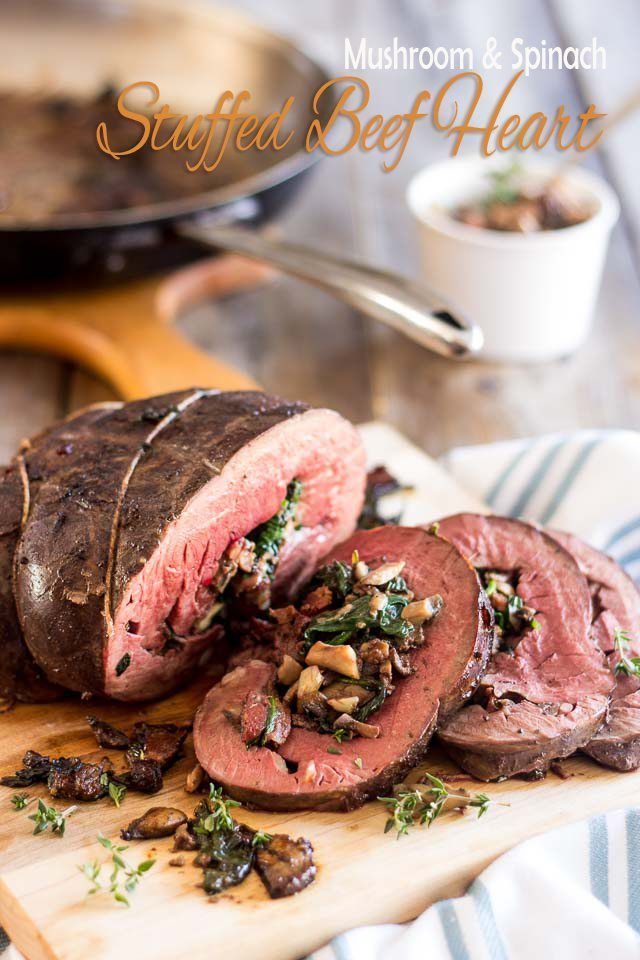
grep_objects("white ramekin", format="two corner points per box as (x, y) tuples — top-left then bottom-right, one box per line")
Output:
(407, 157), (620, 362)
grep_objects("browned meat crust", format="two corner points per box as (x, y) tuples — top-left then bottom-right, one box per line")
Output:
(0, 403), (120, 701)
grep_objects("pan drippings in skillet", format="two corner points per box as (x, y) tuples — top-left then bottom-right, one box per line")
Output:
(0, 88), (260, 222)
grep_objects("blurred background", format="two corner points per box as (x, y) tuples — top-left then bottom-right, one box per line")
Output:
(1, 0), (639, 460)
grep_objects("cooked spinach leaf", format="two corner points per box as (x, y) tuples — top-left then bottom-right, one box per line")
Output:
(312, 560), (354, 602)
(301, 592), (414, 654)
(252, 479), (302, 572)
(115, 653), (131, 677)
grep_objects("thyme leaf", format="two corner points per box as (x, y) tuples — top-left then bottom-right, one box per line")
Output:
(29, 798), (76, 836)
(79, 834), (155, 907)
(614, 628), (640, 677)
(108, 781), (127, 808)
(485, 161), (523, 206)
(10, 793), (32, 810)
(251, 830), (272, 848)
(379, 775), (492, 838)
(193, 785), (241, 837)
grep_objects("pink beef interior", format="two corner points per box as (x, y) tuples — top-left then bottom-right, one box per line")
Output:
(551, 530), (640, 763)
(106, 409), (365, 699)
(437, 514), (613, 770)
(193, 527), (490, 810)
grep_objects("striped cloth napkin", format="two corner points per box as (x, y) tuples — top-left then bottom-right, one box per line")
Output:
(310, 428), (640, 960)
(2, 429), (639, 959)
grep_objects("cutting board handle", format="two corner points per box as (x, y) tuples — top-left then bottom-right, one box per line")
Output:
(0, 255), (269, 399)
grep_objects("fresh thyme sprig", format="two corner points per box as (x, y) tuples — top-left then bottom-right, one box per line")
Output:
(79, 834), (155, 907)
(194, 784), (241, 836)
(251, 830), (272, 848)
(379, 774), (492, 838)
(11, 793), (33, 810)
(108, 782), (127, 808)
(29, 799), (77, 836)
(484, 161), (523, 206)
(614, 628), (640, 677)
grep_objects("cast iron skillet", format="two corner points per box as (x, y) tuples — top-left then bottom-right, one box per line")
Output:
(0, 0), (333, 281)
(0, 0), (481, 358)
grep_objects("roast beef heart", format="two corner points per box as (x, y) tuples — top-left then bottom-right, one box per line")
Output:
(436, 514), (614, 780)
(551, 530), (640, 771)
(0, 402), (120, 701)
(193, 526), (493, 811)
(14, 390), (365, 701)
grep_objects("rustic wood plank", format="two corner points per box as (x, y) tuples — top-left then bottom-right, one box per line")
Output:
(64, 371), (117, 412)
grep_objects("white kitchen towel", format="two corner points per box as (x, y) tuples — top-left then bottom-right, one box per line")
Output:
(442, 428), (640, 584)
(310, 808), (640, 960)
(310, 428), (640, 960)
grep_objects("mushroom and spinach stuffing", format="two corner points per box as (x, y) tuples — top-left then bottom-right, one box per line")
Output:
(452, 163), (592, 233)
(189, 478), (303, 636)
(242, 552), (444, 747)
(480, 570), (540, 653)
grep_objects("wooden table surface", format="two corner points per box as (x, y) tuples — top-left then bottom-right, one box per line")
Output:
(1, 0), (639, 461)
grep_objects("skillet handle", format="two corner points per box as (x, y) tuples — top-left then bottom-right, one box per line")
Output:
(177, 220), (484, 360)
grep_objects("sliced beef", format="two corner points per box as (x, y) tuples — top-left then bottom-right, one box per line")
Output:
(194, 526), (493, 811)
(15, 390), (365, 701)
(551, 530), (640, 771)
(0, 403), (121, 702)
(254, 834), (316, 898)
(436, 514), (614, 780)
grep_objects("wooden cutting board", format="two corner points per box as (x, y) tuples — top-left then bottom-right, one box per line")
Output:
(1, 425), (636, 960)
